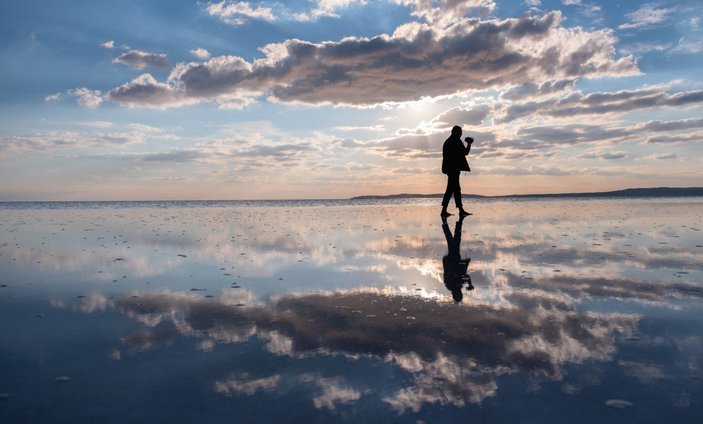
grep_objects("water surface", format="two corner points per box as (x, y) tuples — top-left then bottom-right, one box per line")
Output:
(1, 198), (701, 423)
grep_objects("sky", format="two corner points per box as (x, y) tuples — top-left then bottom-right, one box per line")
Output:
(1, 0), (702, 200)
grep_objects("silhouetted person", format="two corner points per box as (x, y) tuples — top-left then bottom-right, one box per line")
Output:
(441, 125), (473, 217)
(442, 215), (473, 303)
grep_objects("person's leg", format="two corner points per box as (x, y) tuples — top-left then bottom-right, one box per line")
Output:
(453, 173), (471, 216)
(451, 172), (462, 209)
(441, 174), (454, 216)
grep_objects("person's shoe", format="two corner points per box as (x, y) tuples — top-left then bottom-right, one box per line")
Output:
(441, 210), (453, 217)
(459, 209), (472, 216)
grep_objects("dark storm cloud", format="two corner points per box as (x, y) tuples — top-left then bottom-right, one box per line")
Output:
(107, 12), (637, 108)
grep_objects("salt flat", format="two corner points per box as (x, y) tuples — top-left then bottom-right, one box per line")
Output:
(1, 198), (702, 423)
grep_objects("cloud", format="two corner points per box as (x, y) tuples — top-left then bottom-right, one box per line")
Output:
(113, 50), (169, 70)
(643, 152), (678, 160)
(639, 117), (703, 132)
(293, 0), (367, 21)
(672, 37), (703, 54)
(206, 1), (275, 26)
(44, 92), (61, 102)
(79, 120), (114, 128)
(395, 0), (496, 26)
(107, 73), (197, 109)
(0, 127), (158, 156)
(434, 104), (492, 126)
(106, 12), (638, 108)
(577, 150), (628, 160)
(190, 48), (212, 59)
(101, 40), (115, 49)
(500, 79), (575, 101)
(500, 85), (703, 122)
(333, 124), (385, 132)
(618, 41), (672, 55)
(68, 87), (104, 108)
(355, 112), (703, 165)
(619, 3), (674, 30)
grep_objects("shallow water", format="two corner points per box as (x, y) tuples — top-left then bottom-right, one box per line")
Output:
(1, 198), (702, 423)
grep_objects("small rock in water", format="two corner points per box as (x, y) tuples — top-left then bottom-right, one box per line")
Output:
(55, 376), (71, 383)
(177, 254), (187, 258)
(605, 399), (633, 409)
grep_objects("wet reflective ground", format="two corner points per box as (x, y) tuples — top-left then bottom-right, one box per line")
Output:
(1, 198), (702, 423)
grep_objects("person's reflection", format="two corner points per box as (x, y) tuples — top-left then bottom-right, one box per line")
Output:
(442, 215), (473, 302)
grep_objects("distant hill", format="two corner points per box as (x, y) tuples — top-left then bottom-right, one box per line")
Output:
(351, 187), (703, 200)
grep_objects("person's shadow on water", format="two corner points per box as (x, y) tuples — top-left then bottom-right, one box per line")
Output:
(442, 215), (473, 303)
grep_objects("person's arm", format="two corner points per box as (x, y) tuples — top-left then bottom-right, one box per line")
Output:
(463, 137), (473, 155)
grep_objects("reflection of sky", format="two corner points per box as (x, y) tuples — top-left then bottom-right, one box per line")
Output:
(0, 198), (702, 420)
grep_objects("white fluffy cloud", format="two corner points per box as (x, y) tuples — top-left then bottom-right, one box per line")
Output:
(107, 12), (638, 109)
(190, 48), (212, 59)
(293, 0), (367, 21)
(395, 0), (496, 26)
(619, 3), (674, 30)
(68, 87), (104, 108)
(44, 92), (62, 102)
(206, 1), (275, 25)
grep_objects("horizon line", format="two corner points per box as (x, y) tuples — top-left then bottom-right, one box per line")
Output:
(2, 186), (703, 203)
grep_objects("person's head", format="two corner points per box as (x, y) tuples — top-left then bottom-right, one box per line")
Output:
(451, 125), (462, 137)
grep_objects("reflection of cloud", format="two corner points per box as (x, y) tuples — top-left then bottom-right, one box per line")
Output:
(383, 353), (499, 412)
(214, 374), (281, 396)
(114, 287), (638, 411)
(80, 292), (109, 313)
(312, 377), (364, 411)
(618, 360), (670, 383)
(120, 330), (175, 353)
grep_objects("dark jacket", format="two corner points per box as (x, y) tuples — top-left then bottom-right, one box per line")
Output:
(442, 134), (470, 174)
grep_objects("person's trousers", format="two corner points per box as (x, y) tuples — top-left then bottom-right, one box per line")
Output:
(442, 172), (462, 208)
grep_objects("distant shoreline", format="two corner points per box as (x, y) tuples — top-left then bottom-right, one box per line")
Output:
(350, 187), (703, 200)
(1, 187), (703, 204)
